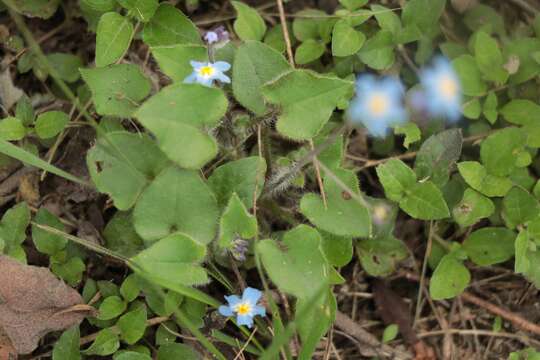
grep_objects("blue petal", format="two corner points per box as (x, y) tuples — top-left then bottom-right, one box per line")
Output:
(242, 287), (262, 305)
(237, 314), (254, 328)
(190, 61), (206, 69)
(214, 72), (231, 84)
(199, 77), (214, 87)
(225, 295), (241, 307)
(183, 72), (197, 84)
(253, 305), (266, 317)
(218, 305), (234, 317)
(214, 61), (231, 72)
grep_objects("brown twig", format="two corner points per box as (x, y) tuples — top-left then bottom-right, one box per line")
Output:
(401, 271), (540, 337)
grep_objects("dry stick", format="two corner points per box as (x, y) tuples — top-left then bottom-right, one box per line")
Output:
(413, 220), (434, 327)
(418, 329), (540, 348)
(401, 271), (540, 337)
(334, 311), (412, 360)
(275, 0), (327, 209)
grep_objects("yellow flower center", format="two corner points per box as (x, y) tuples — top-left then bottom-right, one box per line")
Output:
(235, 302), (252, 315)
(373, 205), (388, 221)
(368, 94), (388, 116)
(199, 65), (215, 78)
(439, 76), (458, 99)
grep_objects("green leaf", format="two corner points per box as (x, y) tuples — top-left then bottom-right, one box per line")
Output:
(292, 9), (329, 41)
(34, 110), (69, 139)
(462, 98), (481, 120)
(474, 31), (508, 84)
(232, 41), (291, 115)
(0, 202), (30, 255)
(483, 92), (498, 124)
(357, 30), (395, 70)
(142, 4), (202, 46)
(452, 188), (495, 227)
(118, 306), (147, 345)
(394, 122), (421, 149)
(6, 0), (61, 19)
(87, 131), (170, 210)
(356, 235), (408, 276)
(80, 64), (151, 117)
(401, 0), (445, 34)
(429, 254), (470, 300)
(458, 161), (512, 197)
(376, 159), (416, 202)
(502, 187), (540, 228)
(504, 38), (540, 84)
(382, 324), (399, 343)
(96, 12), (134, 67)
(150, 44), (208, 82)
(83, 328), (120, 356)
(339, 0), (368, 11)
(232, 1), (267, 41)
(32, 207), (67, 255)
(120, 274), (141, 302)
(133, 167), (218, 244)
(52, 326), (81, 360)
(257, 225), (330, 299)
(452, 54), (487, 96)
(104, 212), (144, 257)
(295, 39), (326, 64)
(15, 96), (34, 126)
(98, 295), (127, 320)
(262, 69), (353, 140)
(400, 181), (450, 220)
(116, 352), (152, 360)
(130, 233), (208, 286)
(46, 53), (83, 82)
(372, 5), (401, 35)
(515, 229), (531, 274)
(208, 156), (267, 209)
(218, 193), (257, 249)
(117, 0), (159, 22)
(134, 83), (228, 169)
(320, 230), (353, 267)
(157, 343), (200, 360)
(296, 291), (336, 359)
(480, 127), (526, 177)
(463, 227), (515, 266)
(500, 99), (540, 126)
(51, 257), (85, 286)
(0, 117), (26, 141)
(300, 168), (371, 237)
(331, 20), (365, 57)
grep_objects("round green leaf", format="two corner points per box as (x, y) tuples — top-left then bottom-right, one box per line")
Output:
(133, 167), (218, 244)
(232, 1), (267, 41)
(142, 4), (201, 46)
(96, 12), (134, 67)
(34, 111), (69, 139)
(429, 254), (470, 300)
(463, 227), (516, 266)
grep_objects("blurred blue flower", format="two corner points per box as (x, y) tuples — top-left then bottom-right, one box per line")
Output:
(218, 287), (266, 328)
(347, 74), (407, 138)
(204, 26), (230, 45)
(184, 61), (231, 87)
(419, 56), (462, 122)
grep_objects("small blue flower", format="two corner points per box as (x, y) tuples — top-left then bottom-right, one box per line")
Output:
(347, 74), (408, 138)
(419, 56), (462, 122)
(218, 287), (266, 328)
(204, 31), (219, 44)
(184, 61), (231, 87)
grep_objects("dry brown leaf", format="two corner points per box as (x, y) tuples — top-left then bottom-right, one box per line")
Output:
(0, 256), (95, 354)
(0, 327), (16, 360)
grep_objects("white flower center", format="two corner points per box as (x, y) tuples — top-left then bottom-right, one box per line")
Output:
(439, 75), (458, 99)
(368, 93), (389, 116)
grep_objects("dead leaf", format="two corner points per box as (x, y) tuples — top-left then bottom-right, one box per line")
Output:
(17, 172), (40, 206)
(0, 328), (16, 360)
(0, 69), (23, 112)
(0, 256), (95, 354)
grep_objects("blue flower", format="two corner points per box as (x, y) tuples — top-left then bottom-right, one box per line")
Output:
(184, 61), (231, 87)
(218, 287), (266, 328)
(419, 56), (462, 122)
(204, 31), (219, 44)
(347, 74), (408, 138)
